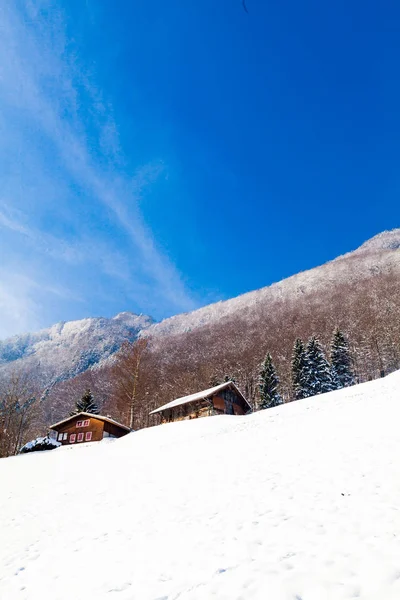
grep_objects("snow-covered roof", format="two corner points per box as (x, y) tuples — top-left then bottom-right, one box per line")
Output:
(149, 381), (250, 415)
(49, 412), (131, 432)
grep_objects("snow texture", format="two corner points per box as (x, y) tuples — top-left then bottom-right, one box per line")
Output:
(0, 312), (154, 386)
(18, 436), (61, 453)
(1, 370), (400, 599)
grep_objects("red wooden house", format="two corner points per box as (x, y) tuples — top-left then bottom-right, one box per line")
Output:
(49, 413), (131, 445)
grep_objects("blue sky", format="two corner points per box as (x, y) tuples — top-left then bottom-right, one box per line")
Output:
(0, 0), (399, 338)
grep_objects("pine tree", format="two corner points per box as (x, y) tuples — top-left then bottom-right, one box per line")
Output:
(291, 338), (308, 400)
(72, 389), (100, 415)
(330, 329), (355, 389)
(258, 353), (283, 409)
(304, 337), (334, 397)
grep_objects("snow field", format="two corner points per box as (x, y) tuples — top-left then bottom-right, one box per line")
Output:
(1, 371), (400, 599)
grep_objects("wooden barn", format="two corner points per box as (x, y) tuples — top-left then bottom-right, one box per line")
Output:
(49, 412), (131, 445)
(149, 381), (252, 423)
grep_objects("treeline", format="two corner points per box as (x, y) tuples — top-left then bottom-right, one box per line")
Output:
(2, 255), (399, 450)
(99, 271), (399, 428)
(259, 329), (355, 410)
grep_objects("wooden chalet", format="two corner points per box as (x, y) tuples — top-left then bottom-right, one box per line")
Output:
(49, 412), (131, 445)
(149, 381), (251, 423)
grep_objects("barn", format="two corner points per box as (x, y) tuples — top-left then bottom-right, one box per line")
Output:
(149, 381), (252, 423)
(49, 413), (131, 445)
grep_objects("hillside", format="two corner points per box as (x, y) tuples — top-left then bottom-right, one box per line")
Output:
(143, 228), (400, 339)
(0, 312), (154, 388)
(1, 228), (399, 430)
(100, 227), (399, 427)
(1, 371), (400, 599)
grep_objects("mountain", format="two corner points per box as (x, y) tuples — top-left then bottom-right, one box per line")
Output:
(144, 228), (400, 339)
(1, 228), (399, 427)
(112, 227), (399, 427)
(2, 370), (400, 599)
(0, 312), (154, 388)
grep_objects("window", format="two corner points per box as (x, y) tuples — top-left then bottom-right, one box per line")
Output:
(83, 419), (90, 427)
(85, 431), (92, 441)
(77, 432), (84, 442)
(76, 421), (82, 428)
(63, 432), (68, 441)
(58, 432), (63, 441)
(70, 434), (76, 443)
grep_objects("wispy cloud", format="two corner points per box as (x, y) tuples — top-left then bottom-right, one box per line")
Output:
(0, 1), (197, 337)
(0, 269), (82, 338)
(0, 209), (31, 237)
(0, 275), (41, 339)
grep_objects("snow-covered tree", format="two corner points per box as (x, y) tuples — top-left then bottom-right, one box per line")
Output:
(258, 353), (283, 409)
(304, 337), (334, 397)
(72, 389), (100, 415)
(330, 329), (356, 389)
(291, 338), (308, 400)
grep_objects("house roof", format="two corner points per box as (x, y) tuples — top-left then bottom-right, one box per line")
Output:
(49, 412), (131, 432)
(149, 381), (251, 415)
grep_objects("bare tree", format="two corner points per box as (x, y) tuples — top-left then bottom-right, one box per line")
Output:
(0, 370), (39, 458)
(111, 338), (149, 429)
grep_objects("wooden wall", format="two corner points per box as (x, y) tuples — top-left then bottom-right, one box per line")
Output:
(53, 416), (130, 445)
(53, 416), (104, 445)
(160, 388), (249, 422)
(103, 421), (130, 438)
(216, 389), (248, 415)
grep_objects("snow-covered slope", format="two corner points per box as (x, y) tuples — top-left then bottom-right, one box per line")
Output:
(0, 312), (154, 386)
(2, 372), (400, 600)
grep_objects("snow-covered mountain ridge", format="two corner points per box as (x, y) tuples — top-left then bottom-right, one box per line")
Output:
(0, 312), (154, 385)
(143, 228), (400, 339)
(351, 228), (400, 253)
(0, 228), (398, 390)
(2, 370), (400, 599)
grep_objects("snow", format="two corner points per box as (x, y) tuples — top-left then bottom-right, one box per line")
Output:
(1, 371), (400, 599)
(1, 230), (399, 392)
(149, 380), (249, 414)
(0, 312), (154, 387)
(144, 229), (400, 340)
(19, 436), (60, 453)
(352, 228), (400, 254)
(49, 412), (131, 431)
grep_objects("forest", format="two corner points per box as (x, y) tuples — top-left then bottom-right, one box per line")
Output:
(2, 259), (398, 458)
